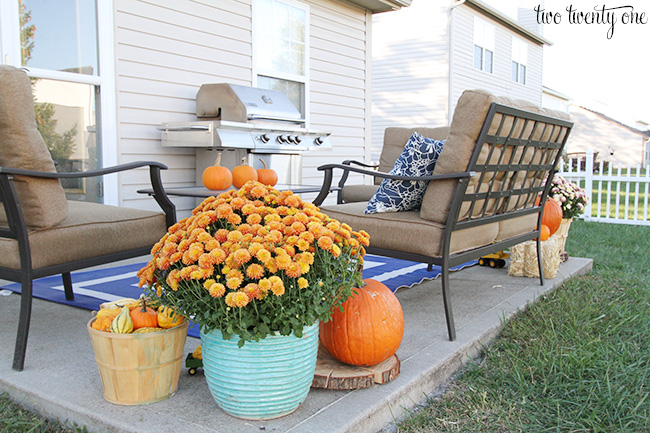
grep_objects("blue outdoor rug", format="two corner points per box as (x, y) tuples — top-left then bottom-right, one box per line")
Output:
(1, 255), (475, 338)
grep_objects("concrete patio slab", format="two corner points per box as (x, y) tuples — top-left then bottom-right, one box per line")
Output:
(0, 256), (592, 433)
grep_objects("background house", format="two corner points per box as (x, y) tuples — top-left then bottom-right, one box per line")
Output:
(0, 0), (410, 216)
(371, 0), (550, 162)
(543, 87), (650, 168)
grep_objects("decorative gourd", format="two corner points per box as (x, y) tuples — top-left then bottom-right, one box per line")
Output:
(157, 305), (185, 329)
(133, 327), (164, 333)
(536, 196), (563, 235)
(99, 298), (137, 310)
(91, 316), (113, 332)
(232, 157), (258, 188)
(95, 307), (122, 321)
(202, 153), (233, 190)
(130, 296), (158, 330)
(110, 306), (134, 333)
(319, 279), (404, 367)
(256, 159), (278, 187)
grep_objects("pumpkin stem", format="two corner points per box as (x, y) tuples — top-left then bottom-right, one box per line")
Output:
(139, 294), (148, 312)
(214, 153), (222, 167)
(259, 158), (268, 170)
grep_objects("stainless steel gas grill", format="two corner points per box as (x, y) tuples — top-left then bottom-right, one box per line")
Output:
(159, 83), (331, 185)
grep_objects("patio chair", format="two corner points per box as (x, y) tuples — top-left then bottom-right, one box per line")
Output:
(313, 89), (573, 341)
(0, 65), (176, 371)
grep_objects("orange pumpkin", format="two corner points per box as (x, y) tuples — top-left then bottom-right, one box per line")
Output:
(256, 159), (278, 186)
(320, 279), (404, 367)
(539, 224), (551, 241)
(536, 196), (562, 235)
(130, 296), (158, 330)
(202, 153), (232, 190)
(232, 157), (258, 188)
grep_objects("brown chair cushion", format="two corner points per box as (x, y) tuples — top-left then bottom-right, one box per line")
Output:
(419, 89), (569, 224)
(320, 202), (498, 258)
(378, 126), (450, 185)
(340, 184), (379, 203)
(0, 65), (68, 229)
(0, 201), (167, 270)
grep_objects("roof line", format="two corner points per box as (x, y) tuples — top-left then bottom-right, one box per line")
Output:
(577, 105), (650, 138)
(464, 0), (553, 46)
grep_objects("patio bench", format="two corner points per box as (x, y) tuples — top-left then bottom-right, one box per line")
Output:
(313, 89), (573, 341)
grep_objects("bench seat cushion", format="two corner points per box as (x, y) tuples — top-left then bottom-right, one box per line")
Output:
(320, 202), (498, 257)
(0, 200), (167, 270)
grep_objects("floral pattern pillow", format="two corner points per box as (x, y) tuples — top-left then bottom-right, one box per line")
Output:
(365, 132), (445, 214)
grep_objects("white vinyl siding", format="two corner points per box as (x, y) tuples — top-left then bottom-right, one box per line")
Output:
(371, 3), (449, 164)
(449, 6), (543, 114)
(114, 0), (370, 214)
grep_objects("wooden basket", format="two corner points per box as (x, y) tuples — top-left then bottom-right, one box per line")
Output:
(87, 319), (188, 405)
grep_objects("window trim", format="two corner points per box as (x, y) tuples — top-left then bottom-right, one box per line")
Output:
(252, 0), (310, 126)
(511, 37), (528, 86)
(0, 0), (118, 205)
(473, 17), (495, 74)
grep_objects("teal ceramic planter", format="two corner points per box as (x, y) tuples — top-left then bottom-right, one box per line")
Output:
(200, 322), (319, 420)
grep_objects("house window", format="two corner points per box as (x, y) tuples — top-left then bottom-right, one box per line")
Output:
(253, 0), (309, 118)
(1, 0), (117, 204)
(473, 17), (494, 74)
(511, 38), (528, 85)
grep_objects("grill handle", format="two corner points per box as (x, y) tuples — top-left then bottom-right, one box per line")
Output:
(158, 125), (211, 132)
(247, 114), (305, 123)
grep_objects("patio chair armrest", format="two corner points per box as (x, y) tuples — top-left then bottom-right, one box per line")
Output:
(0, 162), (177, 227)
(0, 161), (168, 179)
(337, 160), (380, 190)
(313, 163), (475, 206)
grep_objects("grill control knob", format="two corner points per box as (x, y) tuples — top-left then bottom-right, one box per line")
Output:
(277, 135), (288, 144)
(259, 133), (270, 143)
(294, 135), (302, 144)
(314, 136), (324, 146)
(288, 135), (299, 144)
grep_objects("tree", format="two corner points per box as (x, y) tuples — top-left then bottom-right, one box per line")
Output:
(19, 0), (78, 171)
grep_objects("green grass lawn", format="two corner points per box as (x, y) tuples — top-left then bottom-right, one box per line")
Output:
(396, 220), (650, 432)
(3, 221), (649, 432)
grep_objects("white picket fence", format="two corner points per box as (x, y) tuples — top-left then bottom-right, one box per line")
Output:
(557, 149), (650, 226)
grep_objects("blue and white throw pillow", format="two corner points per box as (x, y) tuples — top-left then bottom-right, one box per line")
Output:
(365, 132), (445, 214)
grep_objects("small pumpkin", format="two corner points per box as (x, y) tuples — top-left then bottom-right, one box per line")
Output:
(157, 305), (185, 329)
(539, 224), (551, 241)
(130, 296), (158, 330)
(110, 306), (134, 334)
(232, 157), (258, 188)
(256, 158), (278, 187)
(320, 279), (404, 367)
(536, 196), (562, 235)
(202, 153), (233, 190)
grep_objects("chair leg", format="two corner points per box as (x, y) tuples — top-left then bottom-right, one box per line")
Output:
(427, 263), (433, 272)
(441, 265), (457, 341)
(62, 272), (74, 301)
(13, 274), (34, 371)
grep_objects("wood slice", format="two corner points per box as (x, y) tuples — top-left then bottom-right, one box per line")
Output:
(311, 344), (400, 390)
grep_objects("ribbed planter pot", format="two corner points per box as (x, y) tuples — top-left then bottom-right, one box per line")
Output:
(200, 322), (319, 420)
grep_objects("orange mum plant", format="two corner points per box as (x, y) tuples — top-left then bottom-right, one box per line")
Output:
(137, 181), (369, 346)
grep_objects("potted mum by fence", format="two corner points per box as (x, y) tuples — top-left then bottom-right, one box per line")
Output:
(137, 181), (368, 420)
(549, 174), (589, 256)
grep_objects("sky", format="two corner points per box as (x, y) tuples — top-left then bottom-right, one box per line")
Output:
(490, 0), (649, 127)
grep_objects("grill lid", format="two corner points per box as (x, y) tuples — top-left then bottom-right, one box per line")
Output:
(196, 83), (303, 125)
